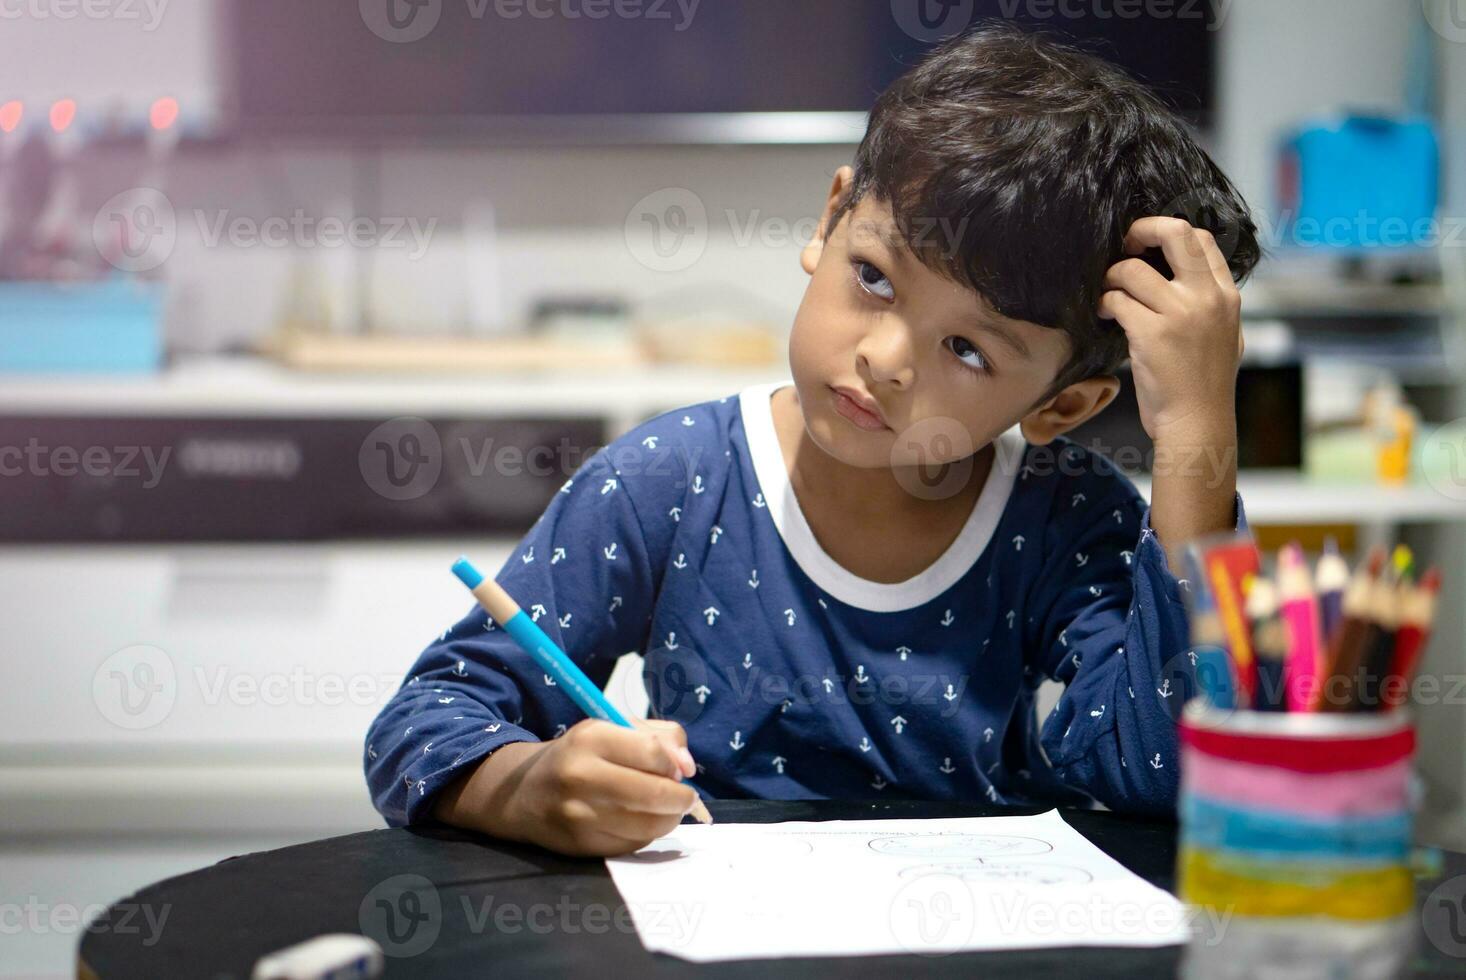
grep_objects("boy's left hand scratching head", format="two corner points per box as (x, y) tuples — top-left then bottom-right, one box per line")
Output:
(1096, 216), (1243, 442)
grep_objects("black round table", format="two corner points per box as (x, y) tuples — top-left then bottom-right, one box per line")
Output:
(78, 799), (1466, 978)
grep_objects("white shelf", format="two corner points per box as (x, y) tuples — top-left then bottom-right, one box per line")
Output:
(0, 355), (787, 421)
(1134, 472), (1466, 525)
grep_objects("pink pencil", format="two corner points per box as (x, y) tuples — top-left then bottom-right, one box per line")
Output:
(1278, 542), (1324, 711)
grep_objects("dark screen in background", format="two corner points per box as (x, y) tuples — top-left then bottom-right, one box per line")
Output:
(227, 1), (1214, 130)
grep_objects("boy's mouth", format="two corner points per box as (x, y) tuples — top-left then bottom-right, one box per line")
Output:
(829, 385), (890, 432)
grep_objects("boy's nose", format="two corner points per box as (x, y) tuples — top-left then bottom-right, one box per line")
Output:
(856, 323), (916, 390)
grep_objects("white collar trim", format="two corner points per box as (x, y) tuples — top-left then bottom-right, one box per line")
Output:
(738, 381), (1022, 613)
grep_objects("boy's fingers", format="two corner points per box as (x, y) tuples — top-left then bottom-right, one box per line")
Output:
(1103, 258), (1172, 314)
(587, 722), (685, 779)
(632, 717), (697, 777)
(589, 759), (700, 816)
(1194, 229), (1240, 295)
(1097, 289), (1163, 334)
(1122, 216), (1215, 287)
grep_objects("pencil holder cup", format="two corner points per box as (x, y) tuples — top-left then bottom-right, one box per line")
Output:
(1177, 702), (1417, 980)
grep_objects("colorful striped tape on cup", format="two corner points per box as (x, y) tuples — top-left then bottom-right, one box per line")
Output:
(1177, 704), (1415, 922)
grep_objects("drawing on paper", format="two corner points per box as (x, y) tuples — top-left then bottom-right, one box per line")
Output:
(867, 834), (1052, 859)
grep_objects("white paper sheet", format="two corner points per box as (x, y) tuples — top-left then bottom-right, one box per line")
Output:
(605, 809), (1189, 961)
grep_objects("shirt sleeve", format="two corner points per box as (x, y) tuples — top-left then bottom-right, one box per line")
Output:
(364, 444), (677, 827)
(1025, 468), (1248, 816)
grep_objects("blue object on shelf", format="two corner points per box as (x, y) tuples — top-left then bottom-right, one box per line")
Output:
(0, 278), (164, 373)
(1276, 113), (1439, 253)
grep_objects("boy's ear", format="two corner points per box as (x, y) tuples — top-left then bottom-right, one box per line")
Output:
(801, 165), (855, 276)
(1019, 375), (1120, 445)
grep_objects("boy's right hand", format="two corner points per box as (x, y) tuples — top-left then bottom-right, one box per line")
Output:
(438, 718), (700, 858)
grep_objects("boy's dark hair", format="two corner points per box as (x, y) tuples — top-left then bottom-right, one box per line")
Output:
(829, 21), (1262, 393)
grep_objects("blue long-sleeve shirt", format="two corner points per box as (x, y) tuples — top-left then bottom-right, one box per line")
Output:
(366, 381), (1245, 825)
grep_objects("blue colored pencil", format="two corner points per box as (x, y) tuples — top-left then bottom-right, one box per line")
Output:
(451, 556), (713, 824)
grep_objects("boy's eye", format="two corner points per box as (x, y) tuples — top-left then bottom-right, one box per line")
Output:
(945, 335), (989, 372)
(853, 260), (895, 300)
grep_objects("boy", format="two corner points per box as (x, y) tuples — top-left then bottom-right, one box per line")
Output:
(366, 23), (1260, 857)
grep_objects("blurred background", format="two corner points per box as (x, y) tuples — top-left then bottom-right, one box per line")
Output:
(3, 1), (1466, 974)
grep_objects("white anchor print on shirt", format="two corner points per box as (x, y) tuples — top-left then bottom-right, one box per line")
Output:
(1013, 534), (1025, 551)
(859, 736), (872, 753)
(709, 525), (722, 545)
(691, 475), (705, 494)
(854, 665), (869, 684)
(752, 492), (766, 508)
(703, 607), (720, 626)
(641, 436), (659, 449)
(729, 730), (745, 750)
(871, 774), (888, 791)
(1149, 753), (1164, 770)
(603, 543), (618, 560)
(601, 478), (617, 495)
(942, 683), (959, 702)
(742, 653), (753, 669)
(939, 757), (956, 774)
(452, 660), (467, 676)
(668, 506), (682, 523)
(890, 715), (908, 734)
(664, 632), (679, 650)
(772, 756), (787, 774)
(530, 603), (547, 622)
(896, 645), (911, 661)
(694, 684), (711, 703)
(551, 547), (566, 564)
(485, 723), (501, 733)
(748, 568), (759, 588)
(681, 415), (696, 427)
(783, 609), (796, 626)
(673, 553), (688, 569)
(940, 608), (955, 627)
(521, 546), (534, 564)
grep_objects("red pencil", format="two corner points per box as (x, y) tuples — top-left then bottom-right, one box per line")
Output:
(1384, 567), (1440, 709)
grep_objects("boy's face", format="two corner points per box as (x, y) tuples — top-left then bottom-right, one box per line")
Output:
(789, 170), (1115, 473)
